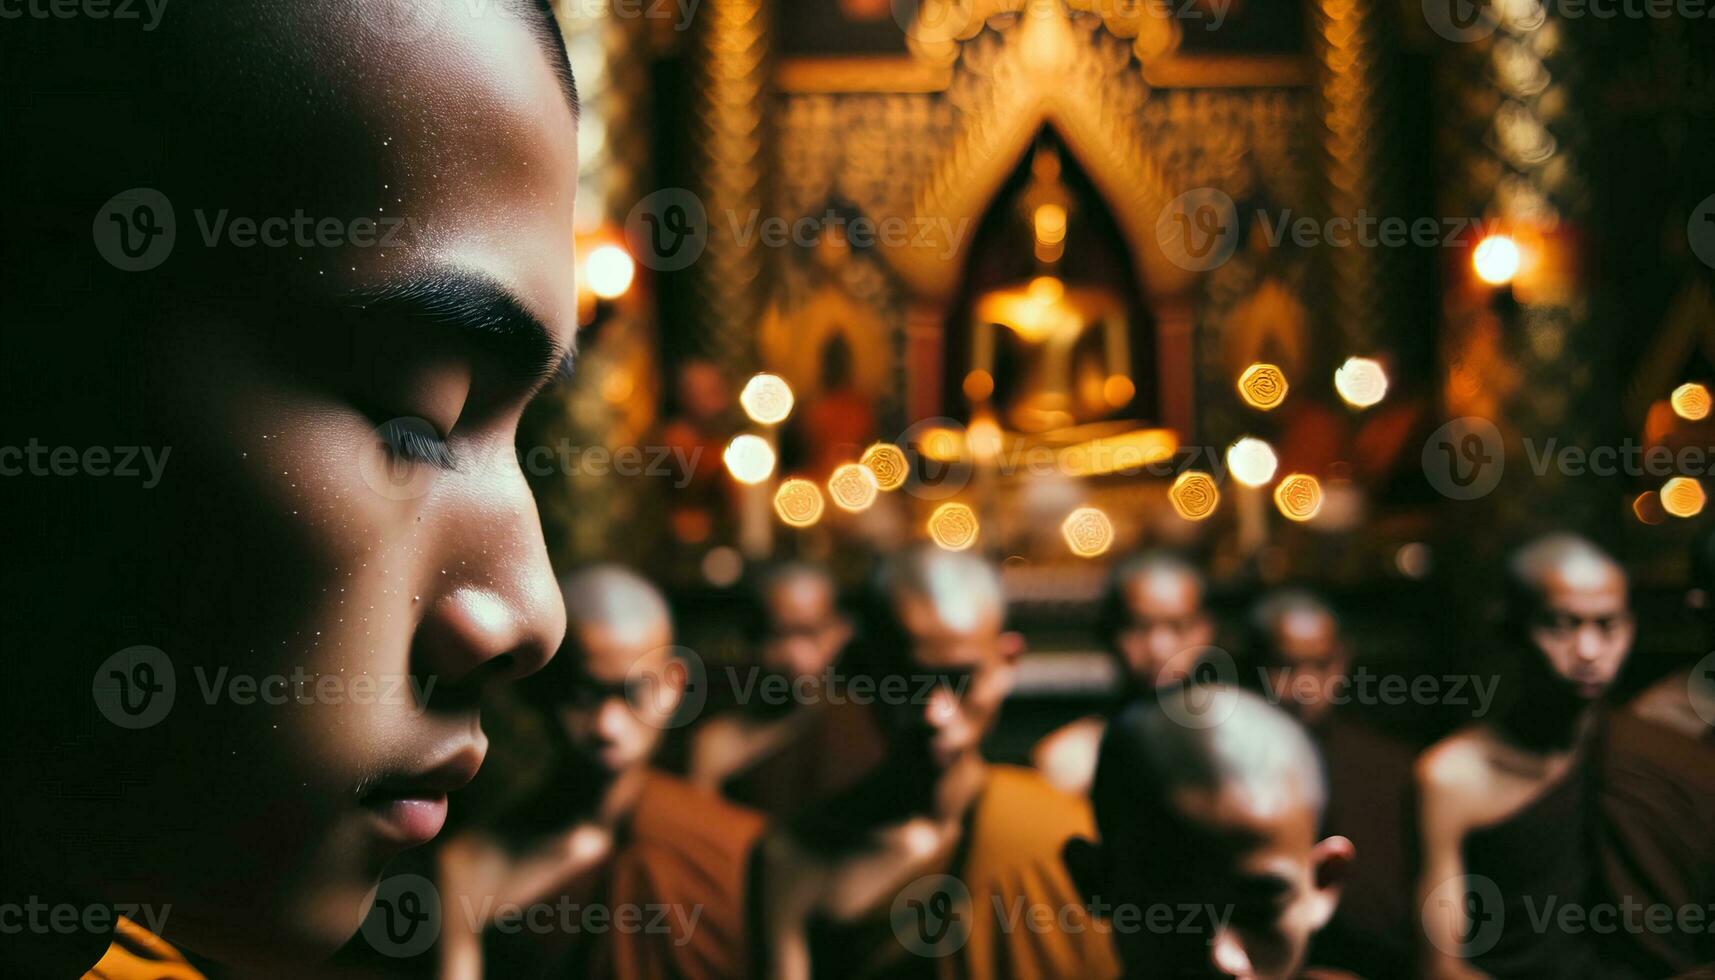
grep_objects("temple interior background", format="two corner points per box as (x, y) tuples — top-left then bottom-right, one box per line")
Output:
(523, 0), (1715, 759)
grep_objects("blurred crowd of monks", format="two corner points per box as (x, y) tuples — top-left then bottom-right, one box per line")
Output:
(332, 532), (1715, 980)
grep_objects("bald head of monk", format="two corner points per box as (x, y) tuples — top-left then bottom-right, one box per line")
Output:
(1504, 533), (1634, 702)
(1073, 686), (1352, 979)
(1249, 590), (1346, 727)
(527, 566), (681, 777)
(859, 547), (1021, 772)
(1102, 552), (1215, 690)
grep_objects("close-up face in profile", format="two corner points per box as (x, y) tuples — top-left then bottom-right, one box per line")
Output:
(1258, 610), (1346, 726)
(553, 622), (681, 774)
(1527, 562), (1635, 699)
(1115, 570), (1214, 687)
(760, 574), (850, 683)
(29, 2), (578, 969)
(1112, 789), (1337, 980)
(878, 593), (1018, 770)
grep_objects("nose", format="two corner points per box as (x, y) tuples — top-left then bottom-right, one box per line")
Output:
(923, 685), (959, 730)
(413, 469), (566, 689)
(594, 697), (633, 740)
(1210, 927), (1253, 977)
(1573, 623), (1607, 662)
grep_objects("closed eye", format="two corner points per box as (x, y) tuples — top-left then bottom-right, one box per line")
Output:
(379, 417), (457, 470)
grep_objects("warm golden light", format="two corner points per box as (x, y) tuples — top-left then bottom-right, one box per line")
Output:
(1056, 428), (1178, 478)
(1237, 363), (1289, 411)
(963, 369), (995, 402)
(928, 503), (980, 551)
(723, 434), (776, 485)
(1034, 203), (1068, 245)
(1169, 471), (1221, 521)
(967, 415), (1003, 465)
(1633, 491), (1665, 526)
(916, 426), (965, 463)
(1334, 357), (1390, 409)
(861, 443), (909, 491)
(1473, 234), (1521, 286)
(1662, 477), (1706, 518)
(739, 373), (795, 425)
(1672, 383), (1711, 422)
(773, 479), (824, 527)
(1273, 474), (1324, 522)
(585, 244), (636, 300)
(1226, 437), (1279, 488)
(1061, 507), (1114, 558)
(1103, 375), (1136, 407)
(827, 463), (879, 513)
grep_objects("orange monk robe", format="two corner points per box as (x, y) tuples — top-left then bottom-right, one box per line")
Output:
(721, 697), (887, 821)
(83, 917), (205, 980)
(505, 771), (765, 980)
(806, 765), (1120, 980)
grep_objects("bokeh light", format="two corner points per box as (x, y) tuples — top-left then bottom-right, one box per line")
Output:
(1237, 363), (1289, 411)
(1473, 234), (1521, 285)
(1226, 437), (1279, 488)
(585, 244), (636, 300)
(1273, 473), (1324, 522)
(723, 434), (776, 485)
(1061, 507), (1115, 558)
(827, 463), (880, 513)
(773, 479), (824, 527)
(739, 373), (795, 425)
(928, 502), (980, 551)
(861, 443), (909, 491)
(1169, 471), (1221, 521)
(1662, 477), (1706, 518)
(1671, 382), (1711, 422)
(1334, 357), (1390, 409)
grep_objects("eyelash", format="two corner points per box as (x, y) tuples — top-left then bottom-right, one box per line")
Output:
(378, 417), (457, 470)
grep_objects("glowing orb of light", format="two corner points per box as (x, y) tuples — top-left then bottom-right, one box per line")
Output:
(585, 244), (636, 300)
(928, 503), (980, 551)
(1061, 507), (1115, 558)
(1334, 357), (1390, 409)
(828, 463), (880, 513)
(1169, 471), (1221, 521)
(1273, 474), (1324, 522)
(774, 479), (825, 527)
(739, 373), (795, 425)
(1226, 438), (1279, 489)
(1237, 363), (1289, 411)
(1662, 477), (1706, 519)
(1671, 383), (1711, 422)
(1473, 234), (1521, 286)
(861, 443), (909, 491)
(723, 434), (776, 485)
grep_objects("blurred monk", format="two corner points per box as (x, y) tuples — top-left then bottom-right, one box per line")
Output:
(754, 547), (1119, 979)
(1033, 552), (1215, 795)
(1249, 590), (1415, 978)
(689, 562), (869, 817)
(1066, 686), (1354, 979)
(1414, 534), (1635, 978)
(438, 566), (762, 979)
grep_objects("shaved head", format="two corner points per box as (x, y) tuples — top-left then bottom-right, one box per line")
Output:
(1093, 686), (1327, 837)
(1100, 551), (1213, 689)
(1501, 532), (1634, 701)
(1504, 532), (1624, 627)
(561, 564), (672, 651)
(1084, 687), (1347, 980)
(877, 546), (1005, 635)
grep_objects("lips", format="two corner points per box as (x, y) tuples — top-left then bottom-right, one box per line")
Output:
(360, 741), (485, 846)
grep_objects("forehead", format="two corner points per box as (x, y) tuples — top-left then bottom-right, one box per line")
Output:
(1123, 569), (1201, 616)
(571, 620), (673, 681)
(1157, 783), (1319, 875)
(1537, 561), (1628, 616)
(180, 4), (580, 344)
(894, 593), (1004, 668)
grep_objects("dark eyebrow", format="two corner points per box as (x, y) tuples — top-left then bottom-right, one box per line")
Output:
(343, 269), (575, 391)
